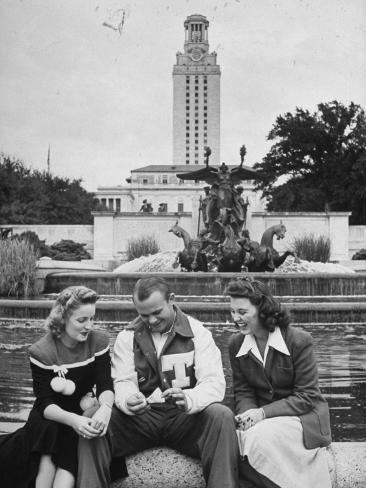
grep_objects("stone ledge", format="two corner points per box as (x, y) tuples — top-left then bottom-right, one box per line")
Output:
(111, 442), (366, 488)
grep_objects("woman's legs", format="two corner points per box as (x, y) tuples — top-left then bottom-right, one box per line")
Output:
(35, 454), (75, 488)
(35, 455), (56, 488)
(53, 468), (75, 488)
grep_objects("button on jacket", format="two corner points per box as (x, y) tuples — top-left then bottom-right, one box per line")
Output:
(228, 325), (331, 449)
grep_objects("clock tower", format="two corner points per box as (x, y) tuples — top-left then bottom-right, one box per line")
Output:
(173, 14), (221, 165)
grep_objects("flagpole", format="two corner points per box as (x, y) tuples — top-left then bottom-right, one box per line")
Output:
(47, 145), (50, 174)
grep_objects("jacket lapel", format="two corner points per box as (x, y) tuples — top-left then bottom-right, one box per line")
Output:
(264, 347), (275, 377)
(160, 305), (194, 357)
(134, 322), (159, 374)
(244, 350), (273, 390)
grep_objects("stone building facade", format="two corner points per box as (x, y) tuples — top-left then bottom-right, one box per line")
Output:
(95, 164), (264, 217)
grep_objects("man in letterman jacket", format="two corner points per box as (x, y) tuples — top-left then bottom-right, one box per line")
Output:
(77, 277), (240, 488)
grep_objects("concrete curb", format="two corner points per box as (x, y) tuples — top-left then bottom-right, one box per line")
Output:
(111, 443), (366, 488)
(330, 442), (366, 488)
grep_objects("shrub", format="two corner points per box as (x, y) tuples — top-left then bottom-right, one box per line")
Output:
(126, 236), (160, 261)
(291, 234), (331, 263)
(47, 239), (91, 261)
(352, 249), (366, 260)
(12, 230), (50, 258)
(0, 239), (42, 297)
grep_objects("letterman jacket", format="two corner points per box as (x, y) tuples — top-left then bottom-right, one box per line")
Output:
(112, 304), (225, 415)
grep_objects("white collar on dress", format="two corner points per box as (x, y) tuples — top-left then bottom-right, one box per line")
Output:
(235, 326), (290, 365)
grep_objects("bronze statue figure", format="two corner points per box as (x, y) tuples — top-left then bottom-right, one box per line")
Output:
(177, 161), (256, 229)
(169, 221), (208, 272)
(176, 146), (258, 238)
(246, 223), (297, 272)
(170, 145), (294, 272)
(216, 222), (246, 272)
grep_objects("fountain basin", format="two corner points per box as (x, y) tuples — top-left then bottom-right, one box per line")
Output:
(2, 298), (366, 324)
(45, 271), (366, 296)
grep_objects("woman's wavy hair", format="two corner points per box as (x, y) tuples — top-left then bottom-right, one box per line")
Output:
(225, 277), (290, 332)
(46, 286), (98, 338)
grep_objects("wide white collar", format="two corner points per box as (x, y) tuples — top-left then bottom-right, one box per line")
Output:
(236, 326), (290, 365)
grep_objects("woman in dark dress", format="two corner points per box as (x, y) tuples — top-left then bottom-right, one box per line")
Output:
(0, 286), (114, 488)
(226, 277), (332, 488)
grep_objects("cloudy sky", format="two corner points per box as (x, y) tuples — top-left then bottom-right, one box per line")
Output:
(0, 0), (365, 191)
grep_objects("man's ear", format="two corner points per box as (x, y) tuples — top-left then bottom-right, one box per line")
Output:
(169, 293), (175, 303)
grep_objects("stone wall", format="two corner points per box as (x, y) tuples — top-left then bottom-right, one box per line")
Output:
(93, 211), (352, 261)
(349, 225), (366, 258)
(93, 212), (194, 260)
(0, 224), (94, 252)
(250, 212), (332, 243)
(3, 213), (360, 263)
(249, 212), (351, 261)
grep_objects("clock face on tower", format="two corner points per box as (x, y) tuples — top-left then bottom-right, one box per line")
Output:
(190, 48), (203, 61)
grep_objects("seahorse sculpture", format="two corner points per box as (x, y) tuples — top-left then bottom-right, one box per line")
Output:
(247, 223), (296, 272)
(168, 222), (208, 272)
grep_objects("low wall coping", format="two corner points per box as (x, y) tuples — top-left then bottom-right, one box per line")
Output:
(252, 212), (352, 217)
(3, 298), (366, 313)
(92, 212), (192, 217)
(45, 271), (366, 278)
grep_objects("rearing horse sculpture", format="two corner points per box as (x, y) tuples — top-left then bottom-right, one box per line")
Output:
(169, 222), (208, 272)
(247, 223), (296, 272)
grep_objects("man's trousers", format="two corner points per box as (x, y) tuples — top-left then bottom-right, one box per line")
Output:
(77, 402), (240, 488)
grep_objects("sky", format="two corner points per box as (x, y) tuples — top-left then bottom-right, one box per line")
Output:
(0, 0), (365, 191)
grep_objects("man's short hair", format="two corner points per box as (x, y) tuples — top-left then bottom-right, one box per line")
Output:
(133, 277), (171, 302)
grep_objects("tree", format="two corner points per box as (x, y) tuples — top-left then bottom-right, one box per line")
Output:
(254, 101), (366, 223)
(0, 154), (99, 224)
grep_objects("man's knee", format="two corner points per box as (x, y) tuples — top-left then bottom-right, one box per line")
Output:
(78, 434), (110, 460)
(201, 403), (235, 426)
(78, 436), (95, 457)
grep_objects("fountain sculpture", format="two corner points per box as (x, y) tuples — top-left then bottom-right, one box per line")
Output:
(172, 146), (296, 272)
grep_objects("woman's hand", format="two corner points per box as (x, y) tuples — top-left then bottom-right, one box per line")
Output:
(235, 408), (265, 431)
(91, 404), (112, 436)
(70, 413), (102, 439)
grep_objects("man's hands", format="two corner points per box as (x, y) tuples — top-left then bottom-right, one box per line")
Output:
(235, 408), (265, 431)
(162, 388), (188, 411)
(126, 392), (151, 414)
(126, 388), (189, 414)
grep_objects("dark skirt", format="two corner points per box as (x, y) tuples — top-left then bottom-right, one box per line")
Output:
(0, 407), (78, 488)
